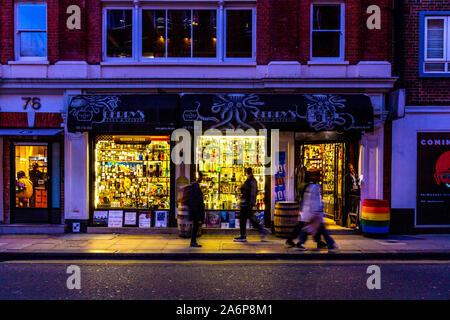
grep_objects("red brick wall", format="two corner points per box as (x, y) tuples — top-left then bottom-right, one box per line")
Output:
(86, 0), (102, 64)
(257, 0), (392, 64)
(395, 0), (450, 105)
(0, 0), (14, 64)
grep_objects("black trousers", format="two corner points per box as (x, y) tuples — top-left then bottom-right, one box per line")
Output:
(190, 219), (200, 244)
(239, 206), (265, 237)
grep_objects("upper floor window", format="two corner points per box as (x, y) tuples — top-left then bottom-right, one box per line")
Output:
(422, 15), (450, 75)
(103, 5), (255, 62)
(15, 2), (47, 60)
(311, 4), (344, 60)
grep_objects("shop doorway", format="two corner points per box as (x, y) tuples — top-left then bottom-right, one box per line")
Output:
(11, 142), (59, 223)
(296, 142), (346, 223)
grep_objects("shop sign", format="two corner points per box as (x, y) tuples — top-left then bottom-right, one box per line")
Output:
(114, 136), (152, 144)
(417, 132), (450, 226)
(181, 94), (373, 132)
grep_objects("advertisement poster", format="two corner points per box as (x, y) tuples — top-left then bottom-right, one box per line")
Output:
(206, 212), (221, 228)
(155, 211), (168, 227)
(275, 152), (286, 202)
(139, 213), (151, 228)
(124, 212), (137, 226)
(93, 211), (108, 226)
(417, 132), (450, 226)
(108, 210), (123, 228)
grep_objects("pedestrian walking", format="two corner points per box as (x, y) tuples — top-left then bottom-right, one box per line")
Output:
(285, 172), (327, 249)
(186, 172), (205, 247)
(295, 171), (339, 251)
(234, 167), (270, 242)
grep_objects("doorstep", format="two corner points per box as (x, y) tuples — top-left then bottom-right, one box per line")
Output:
(0, 224), (65, 234)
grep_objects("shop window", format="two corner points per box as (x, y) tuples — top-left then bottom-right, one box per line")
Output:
(225, 9), (253, 58)
(94, 136), (170, 210)
(15, 2), (47, 60)
(311, 4), (344, 59)
(15, 145), (48, 209)
(106, 9), (133, 58)
(421, 14), (450, 76)
(196, 136), (265, 211)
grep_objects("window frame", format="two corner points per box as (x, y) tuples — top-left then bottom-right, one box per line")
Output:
(102, 3), (256, 63)
(14, 1), (48, 61)
(224, 7), (257, 61)
(420, 11), (450, 77)
(310, 2), (345, 61)
(103, 6), (136, 61)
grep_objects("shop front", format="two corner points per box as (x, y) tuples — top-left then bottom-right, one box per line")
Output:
(67, 94), (178, 229)
(181, 93), (373, 228)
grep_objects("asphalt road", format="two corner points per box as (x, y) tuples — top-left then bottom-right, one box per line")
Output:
(0, 260), (448, 300)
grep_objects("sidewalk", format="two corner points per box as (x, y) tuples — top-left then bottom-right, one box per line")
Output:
(0, 233), (449, 260)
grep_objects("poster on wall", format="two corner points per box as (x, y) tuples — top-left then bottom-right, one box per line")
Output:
(139, 212), (151, 228)
(155, 211), (168, 227)
(275, 152), (286, 202)
(417, 132), (450, 226)
(124, 212), (137, 226)
(93, 211), (108, 226)
(108, 210), (123, 228)
(206, 212), (221, 228)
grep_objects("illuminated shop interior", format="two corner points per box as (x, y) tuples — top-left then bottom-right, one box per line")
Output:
(196, 135), (266, 211)
(95, 135), (170, 209)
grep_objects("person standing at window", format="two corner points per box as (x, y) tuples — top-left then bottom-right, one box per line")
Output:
(16, 171), (34, 208)
(186, 172), (205, 247)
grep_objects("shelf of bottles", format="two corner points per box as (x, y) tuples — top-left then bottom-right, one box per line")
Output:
(95, 136), (170, 210)
(302, 143), (343, 217)
(196, 135), (266, 211)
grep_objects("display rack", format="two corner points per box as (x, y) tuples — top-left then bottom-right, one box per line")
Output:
(197, 136), (266, 211)
(95, 136), (170, 210)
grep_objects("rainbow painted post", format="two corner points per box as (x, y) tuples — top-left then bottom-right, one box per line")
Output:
(361, 199), (390, 237)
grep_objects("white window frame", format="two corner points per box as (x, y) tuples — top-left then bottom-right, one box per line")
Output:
(102, 2), (256, 63)
(310, 2), (345, 61)
(424, 16), (449, 73)
(103, 6), (136, 61)
(14, 1), (48, 61)
(224, 6), (256, 62)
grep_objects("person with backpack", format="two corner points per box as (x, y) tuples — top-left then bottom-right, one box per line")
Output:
(234, 167), (270, 242)
(185, 172), (205, 247)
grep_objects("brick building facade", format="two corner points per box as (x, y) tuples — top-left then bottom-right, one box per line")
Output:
(0, 1), (397, 233)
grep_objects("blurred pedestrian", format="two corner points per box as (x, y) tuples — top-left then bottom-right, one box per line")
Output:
(295, 171), (339, 251)
(285, 171), (327, 249)
(234, 167), (270, 242)
(186, 171), (205, 247)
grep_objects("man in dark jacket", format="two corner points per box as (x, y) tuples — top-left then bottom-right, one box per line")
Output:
(234, 167), (270, 242)
(187, 172), (205, 247)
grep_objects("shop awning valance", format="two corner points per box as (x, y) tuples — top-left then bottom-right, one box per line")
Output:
(180, 94), (374, 132)
(67, 94), (179, 133)
(0, 129), (63, 136)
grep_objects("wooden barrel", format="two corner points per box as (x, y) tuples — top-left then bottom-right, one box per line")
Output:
(177, 205), (202, 238)
(361, 199), (390, 237)
(274, 201), (300, 238)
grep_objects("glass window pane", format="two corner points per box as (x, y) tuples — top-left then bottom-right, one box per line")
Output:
(193, 10), (216, 57)
(226, 10), (252, 58)
(312, 31), (341, 57)
(424, 62), (445, 72)
(15, 145), (48, 209)
(313, 5), (341, 30)
(167, 10), (191, 57)
(426, 19), (444, 59)
(20, 32), (47, 57)
(142, 10), (166, 58)
(18, 3), (46, 30)
(107, 9), (133, 58)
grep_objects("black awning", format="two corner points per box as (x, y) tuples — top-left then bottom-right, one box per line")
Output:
(67, 94), (179, 133)
(180, 94), (374, 132)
